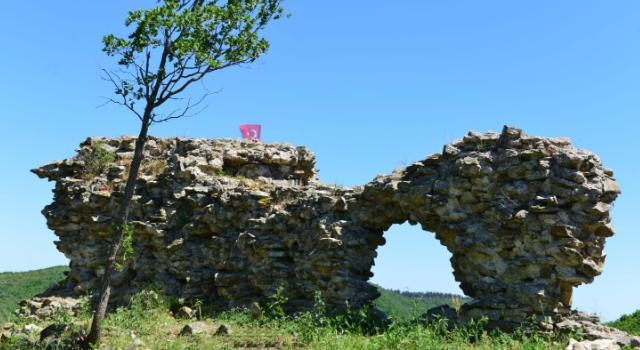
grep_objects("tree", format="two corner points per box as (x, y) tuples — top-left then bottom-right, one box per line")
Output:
(84, 0), (287, 347)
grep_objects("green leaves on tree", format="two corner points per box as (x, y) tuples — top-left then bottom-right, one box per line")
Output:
(100, 0), (287, 123)
(111, 223), (135, 262)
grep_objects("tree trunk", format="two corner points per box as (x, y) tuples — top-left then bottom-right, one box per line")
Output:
(85, 116), (151, 348)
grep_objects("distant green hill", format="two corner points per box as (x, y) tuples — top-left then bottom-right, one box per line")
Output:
(0, 266), (68, 322)
(371, 283), (471, 320)
(605, 309), (640, 337)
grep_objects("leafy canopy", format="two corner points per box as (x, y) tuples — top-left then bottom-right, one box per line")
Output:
(101, 0), (287, 123)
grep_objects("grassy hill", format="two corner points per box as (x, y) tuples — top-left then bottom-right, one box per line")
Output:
(0, 265), (68, 322)
(371, 283), (471, 320)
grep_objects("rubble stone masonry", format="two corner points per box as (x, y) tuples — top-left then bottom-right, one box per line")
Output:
(32, 125), (621, 332)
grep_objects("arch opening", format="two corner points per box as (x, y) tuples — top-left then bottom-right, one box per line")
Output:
(369, 222), (468, 317)
(371, 222), (461, 295)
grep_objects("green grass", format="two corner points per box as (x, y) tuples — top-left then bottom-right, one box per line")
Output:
(0, 288), (570, 349)
(605, 309), (640, 337)
(0, 266), (68, 322)
(2, 267), (636, 349)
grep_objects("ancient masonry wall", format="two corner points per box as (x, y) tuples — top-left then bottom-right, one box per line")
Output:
(32, 126), (620, 330)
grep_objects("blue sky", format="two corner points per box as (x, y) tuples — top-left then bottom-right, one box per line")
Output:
(1, 1), (639, 322)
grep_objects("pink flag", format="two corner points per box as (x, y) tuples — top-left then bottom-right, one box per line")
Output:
(239, 124), (261, 140)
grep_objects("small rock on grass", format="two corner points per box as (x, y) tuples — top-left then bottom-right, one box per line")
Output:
(1, 323), (15, 331)
(566, 338), (620, 350)
(40, 323), (70, 341)
(1, 331), (12, 342)
(176, 306), (196, 319)
(180, 322), (206, 335)
(23, 324), (43, 333)
(215, 324), (232, 336)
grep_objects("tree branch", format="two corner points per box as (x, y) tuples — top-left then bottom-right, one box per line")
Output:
(152, 83), (220, 124)
(97, 64), (143, 121)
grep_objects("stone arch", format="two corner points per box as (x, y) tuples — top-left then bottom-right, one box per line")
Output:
(348, 126), (619, 329)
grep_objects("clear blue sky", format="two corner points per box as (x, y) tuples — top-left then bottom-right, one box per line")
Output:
(1, 1), (638, 322)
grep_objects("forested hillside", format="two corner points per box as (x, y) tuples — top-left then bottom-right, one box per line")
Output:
(384, 288), (472, 301)
(0, 266), (68, 322)
(371, 283), (471, 320)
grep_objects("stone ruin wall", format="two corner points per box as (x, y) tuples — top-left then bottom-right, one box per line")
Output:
(32, 126), (620, 331)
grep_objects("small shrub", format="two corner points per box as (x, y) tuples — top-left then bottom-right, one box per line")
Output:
(264, 285), (288, 320)
(79, 140), (116, 177)
(329, 305), (383, 336)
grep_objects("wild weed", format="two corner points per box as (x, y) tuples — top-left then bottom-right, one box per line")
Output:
(264, 285), (288, 320)
(78, 140), (116, 177)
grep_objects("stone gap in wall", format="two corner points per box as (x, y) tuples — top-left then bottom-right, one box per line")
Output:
(371, 223), (462, 297)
